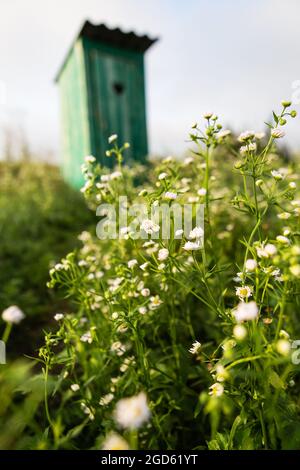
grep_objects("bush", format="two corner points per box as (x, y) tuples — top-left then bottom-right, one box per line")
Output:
(0, 162), (93, 355)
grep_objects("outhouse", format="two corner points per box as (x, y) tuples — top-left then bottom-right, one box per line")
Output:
(55, 21), (157, 188)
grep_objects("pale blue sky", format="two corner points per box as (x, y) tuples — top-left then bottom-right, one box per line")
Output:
(0, 0), (300, 160)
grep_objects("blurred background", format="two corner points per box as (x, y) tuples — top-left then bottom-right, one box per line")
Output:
(1, 0), (300, 160)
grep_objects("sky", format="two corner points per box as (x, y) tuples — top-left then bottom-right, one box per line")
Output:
(1, 0), (300, 162)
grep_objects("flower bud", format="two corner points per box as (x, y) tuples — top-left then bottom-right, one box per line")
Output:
(290, 110), (297, 118)
(281, 100), (291, 108)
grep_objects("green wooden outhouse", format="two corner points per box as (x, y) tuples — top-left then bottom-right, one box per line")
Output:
(55, 21), (157, 188)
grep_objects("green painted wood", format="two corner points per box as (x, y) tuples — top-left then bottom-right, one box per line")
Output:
(57, 39), (91, 188)
(57, 33), (150, 188)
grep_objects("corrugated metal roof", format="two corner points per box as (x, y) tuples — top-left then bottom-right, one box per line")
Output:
(80, 21), (157, 52)
(55, 20), (158, 82)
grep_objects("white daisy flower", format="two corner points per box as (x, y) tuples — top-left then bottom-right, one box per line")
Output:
(140, 262), (149, 271)
(234, 301), (258, 322)
(128, 259), (138, 268)
(164, 191), (177, 200)
(158, 248), (169, 261)
(189, 226), (204, 240)
(189, 341), (201, 355)
(245, 259), (257, 272)
(99, 393), (114, 406)
(271, 170), (284, 180)
(183, 241), (201, 251)
(140, 219), (160, 234)
(80, 331), (93, 344)
(102, 433), (129, 450)
(197, 188), (207, 196)
(271, 128), (285, 139)
(2, 305), (25, 324)
(276, 235), (290, 245)
(209, 383), (224, 397)
(114, 392), (150, 429)
(54, 313), (64, 321)
(108, 134), (118, 144)
(70, 384), (80, 392)
(84, 155), (96, 164)
(235, 285), (253, 301)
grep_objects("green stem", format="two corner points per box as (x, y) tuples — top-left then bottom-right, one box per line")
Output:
(2, 322), (12, 343)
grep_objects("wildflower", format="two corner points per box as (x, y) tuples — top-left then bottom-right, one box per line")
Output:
(120, 226), (130, 236)
(111, 341), (126, 356)
(111, 312), (119, 320)
(110, 171), (122, 180)
(189, 340), (201, 355)
(114, 392), (150, 429)
(70, 384), (80, 392)
(54, 313), (64, 321)
(128, 259), (138, 269)
(80, 331), (93, 344)
(276, 339), (291, 356)
(245, 259), (257, 272)
(188, 196), (199, 203)
(165, 191), (177, 200)
(183, 156), (194, 165)
(99, 393), (114, 406)
(189, 226), (204, 240)
(277, 212), (291, 220)
(233, 324), (247, 340)
(256, 243), (277, 258)
(158, 248), (169, 261)
(276, 235), (290, 245)
(238, 131), (255, 142)
(138, 306), (147, 315)
(84, 155), (96, 164)
(197, 188), (207, 196)
(102, 433), (129, 450)
(240, 142), (257, 154)
(235, 285), (253, 301)
(279, 330), (290, 340)
(233, 272), (244, 283)
(140, 219), (160, 234)
(271, 170), (284, 180)
(141, 288), (150, 297)
(158, 172), (168, 180)
(175, 228), (184, 237)
(183, 241), (201, 251)
(203, 111), (213, 119)
(217, 129), (231, 140)
(81, 402), (94, 420)
(78, 259), (88, 267)
(234, 301), (258, 322)
(149, 295), (163, 310)
(140, 262), (149, 271)
(209, 383), (224, 397)
(271, 128), (285, 139)
(2, 305), (25, 324)
(108, 134), (117, 143)
(215, 364), (229, 382)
